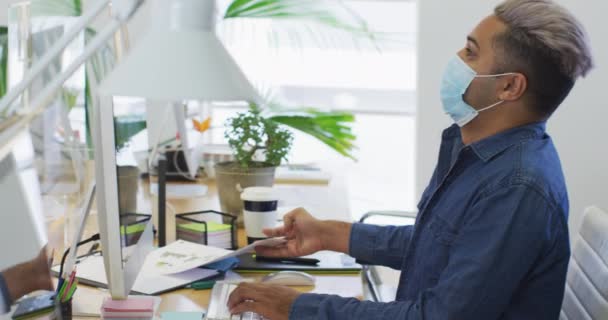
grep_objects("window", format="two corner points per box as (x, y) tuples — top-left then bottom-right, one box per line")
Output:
(217, 1), (419, 218)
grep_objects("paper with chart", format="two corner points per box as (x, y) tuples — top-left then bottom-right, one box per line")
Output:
(142, 238), (287, 275)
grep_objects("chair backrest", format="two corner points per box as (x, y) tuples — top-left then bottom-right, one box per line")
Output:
(560, 206), (608, 320)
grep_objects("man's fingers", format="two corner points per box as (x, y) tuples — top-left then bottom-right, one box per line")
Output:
(229, 300), (266, 316)
(227, 283), (265, 309)
(263, 226), (285, 238)
(264, 208), (307, 238)
(282, 210), (301, 230)
(255, 244), (294, 257)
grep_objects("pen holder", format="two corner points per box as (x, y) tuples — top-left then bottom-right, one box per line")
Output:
(57, 298), (72, 320)
(176, 210), (237, 250)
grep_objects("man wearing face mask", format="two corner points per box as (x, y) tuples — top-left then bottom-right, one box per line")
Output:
(227, 0), (594, 319)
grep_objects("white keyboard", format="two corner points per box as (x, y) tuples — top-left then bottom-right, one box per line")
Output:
(207, 281), (268, 320)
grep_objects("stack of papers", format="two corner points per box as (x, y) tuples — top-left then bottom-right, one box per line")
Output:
(141, 238), (287, 276)
(101, 297), (156, 319)
(176, 221), (233, 249)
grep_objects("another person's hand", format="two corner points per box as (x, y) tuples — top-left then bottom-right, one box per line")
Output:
(227, 282), (301, 320)
(2, 247), (54, 302)
(255, 208), (326, 258)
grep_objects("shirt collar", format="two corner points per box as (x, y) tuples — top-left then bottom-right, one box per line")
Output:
(442, 122), (547, 163)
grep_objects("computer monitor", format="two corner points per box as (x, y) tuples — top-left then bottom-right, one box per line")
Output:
(93, 95), (155, 299)
(0, 129), (47, 271)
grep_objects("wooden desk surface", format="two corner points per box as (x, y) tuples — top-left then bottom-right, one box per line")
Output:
(64, 228), (361, 319)
(47, 177), (361, 319)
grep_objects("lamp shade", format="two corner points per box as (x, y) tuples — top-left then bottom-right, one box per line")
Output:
(99, 0), (259, 102)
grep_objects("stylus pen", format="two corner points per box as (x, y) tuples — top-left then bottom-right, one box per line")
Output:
(255, 256), (320, 266)
(56, 278), (64, 295)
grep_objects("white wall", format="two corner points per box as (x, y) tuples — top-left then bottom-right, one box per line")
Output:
(417, 0), (608, 239)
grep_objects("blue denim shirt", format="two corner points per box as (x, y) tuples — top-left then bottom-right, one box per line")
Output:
(290, 122), (570, 320)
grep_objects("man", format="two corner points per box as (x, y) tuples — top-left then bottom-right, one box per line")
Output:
(0, 248), (54, 313)
(228, 0), (594, 319)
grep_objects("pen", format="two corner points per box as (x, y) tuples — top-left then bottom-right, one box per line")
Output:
(255, 256), (320, 266)
(56, 278), (64, 295)
(188, 280), (216, 290)
(63, 279), (78, 302)
(60, 270), (77, 302)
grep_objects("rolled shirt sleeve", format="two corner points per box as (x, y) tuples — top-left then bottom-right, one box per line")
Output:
(348, 223), (413, 270)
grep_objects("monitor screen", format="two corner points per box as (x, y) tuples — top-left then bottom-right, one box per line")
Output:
(0, 131), (47, 270)
(89, 95), (154, 298)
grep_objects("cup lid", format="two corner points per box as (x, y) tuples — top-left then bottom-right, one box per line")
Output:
(241, 187), (278, 202)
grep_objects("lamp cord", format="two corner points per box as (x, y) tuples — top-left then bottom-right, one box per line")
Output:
(59, 233), (100, 278)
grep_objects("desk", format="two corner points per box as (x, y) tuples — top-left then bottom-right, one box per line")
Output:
(48, 177), (362, 319)
(64, 229), (362, 319)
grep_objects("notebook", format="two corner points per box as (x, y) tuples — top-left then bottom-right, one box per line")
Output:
(235, 251), (361, 274)
(51, 254), (220, 295)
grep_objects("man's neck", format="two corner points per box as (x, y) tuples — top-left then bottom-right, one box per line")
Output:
(460, 114), (536, 145)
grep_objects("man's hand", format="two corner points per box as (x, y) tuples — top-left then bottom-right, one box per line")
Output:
(256, 208), (325, 258)
(256, 208), (352, 257)
(2, 247), (53, 302)
(227, 283), (301, 320)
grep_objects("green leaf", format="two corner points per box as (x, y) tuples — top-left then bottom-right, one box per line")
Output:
(225, 108), (294, 168)
(0, 27), (8, 103)
(268, 107), (357, 160)
(224, 0), (375, 40)
(114, 115), (147, 151)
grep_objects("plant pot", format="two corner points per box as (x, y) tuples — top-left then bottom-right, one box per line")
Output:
(214, 161), (276, 226)
(117, 165), (140, 217)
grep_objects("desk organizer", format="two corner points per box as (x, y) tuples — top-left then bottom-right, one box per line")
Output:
(175, 210), (237, 250)
(119, 213), (152, 247)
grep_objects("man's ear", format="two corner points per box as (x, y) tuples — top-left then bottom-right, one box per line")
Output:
(499, 73), (527, 101)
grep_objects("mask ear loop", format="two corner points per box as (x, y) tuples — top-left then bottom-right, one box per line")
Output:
(473, 72), (517, 112)
(478, 100), (505, 113)
(475, 72), (518, 78)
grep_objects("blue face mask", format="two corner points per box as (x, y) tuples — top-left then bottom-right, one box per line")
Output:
(440, 55), (515, 127)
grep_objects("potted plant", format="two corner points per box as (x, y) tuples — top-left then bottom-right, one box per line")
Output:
(215, 106), (293, 223)
(114, 115), (147, 216)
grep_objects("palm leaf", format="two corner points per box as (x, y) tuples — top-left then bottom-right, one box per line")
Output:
(225, 0), (371, 35)
(267, 105), (357, 160)
(222, 0), (377, 50)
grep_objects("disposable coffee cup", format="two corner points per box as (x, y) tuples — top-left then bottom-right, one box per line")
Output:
(241, 187), (279, 244)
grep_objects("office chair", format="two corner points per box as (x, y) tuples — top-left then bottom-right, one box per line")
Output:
(359, 211), (417, 302)
(361, 206), (608, 320)
(560, 206), (608, 320)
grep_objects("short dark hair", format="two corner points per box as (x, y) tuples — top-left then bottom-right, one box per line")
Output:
(493, 0), (594, 118)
